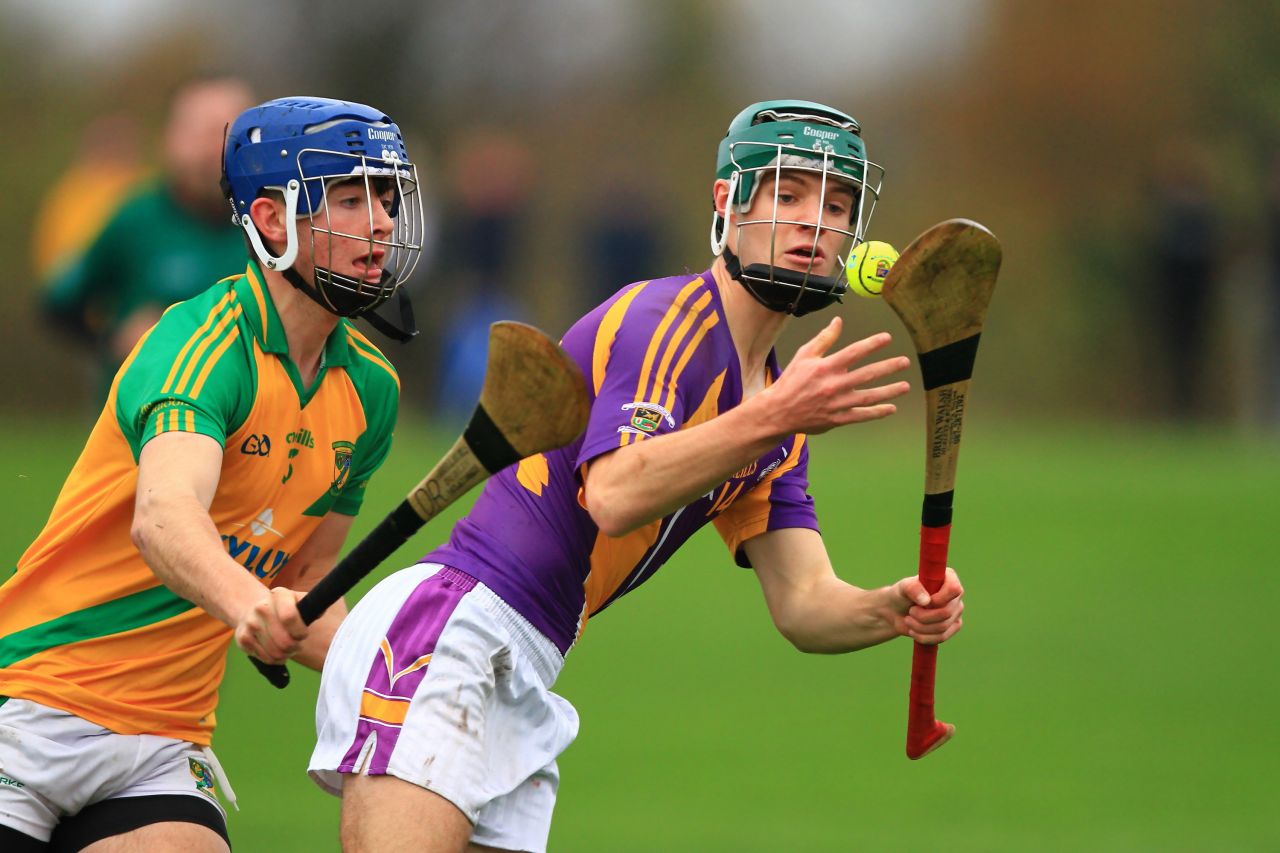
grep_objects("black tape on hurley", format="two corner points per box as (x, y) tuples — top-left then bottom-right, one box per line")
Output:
(463, 404), (522, 473)
(251, 499), (426, 689)
(918, 334), (981, 391)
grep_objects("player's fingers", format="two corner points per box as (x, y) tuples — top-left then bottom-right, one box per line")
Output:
(233, 625), (256, 657)
(831, 403), (899, 426)
(234, 624), (279, 664)
(894, 577), (931, 609)
(794, 316), (842, 360)
(845, 355), (911, 386)
(911, 617), (963, 645)
(909, 597), (964, 625)
(827, 331), (894, 368)
(829, 380), (911, 411)
(271, 587), (309, 640)
(257, 624), (299, 663)
(266, 617), (303, 655)
(927, 573), (965, 606)
(243, 595), (300, 659)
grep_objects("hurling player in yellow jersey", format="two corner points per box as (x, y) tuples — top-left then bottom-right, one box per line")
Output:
(0, 97), (425, 851)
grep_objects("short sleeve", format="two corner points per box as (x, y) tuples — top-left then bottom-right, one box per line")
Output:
(574, 282), (721, 470)
(713, 435), (820, 567)
(114, 295), (252, 461)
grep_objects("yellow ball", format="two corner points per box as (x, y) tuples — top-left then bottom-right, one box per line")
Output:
(845, 240), (899, 298)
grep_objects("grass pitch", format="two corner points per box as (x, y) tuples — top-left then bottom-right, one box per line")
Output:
(6, 414), (1278, 851)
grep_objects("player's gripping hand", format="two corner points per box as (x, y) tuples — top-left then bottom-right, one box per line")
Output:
(234, 587), (309, 664)
(887, 567), (965, 645)
(764, 316), (911, 435)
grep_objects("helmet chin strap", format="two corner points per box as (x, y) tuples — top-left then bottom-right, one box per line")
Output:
(720, 246), (846, 318)
(713, 171), (843, 317)
(280, 266), (418, 342)
(282, 266), (339, 312)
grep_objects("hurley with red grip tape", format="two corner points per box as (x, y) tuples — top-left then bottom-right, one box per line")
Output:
(880, 219), (1001, 759)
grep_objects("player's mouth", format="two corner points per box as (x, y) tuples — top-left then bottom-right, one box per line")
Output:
(355, 251), (386, 282)
(780, 244), (826, 268)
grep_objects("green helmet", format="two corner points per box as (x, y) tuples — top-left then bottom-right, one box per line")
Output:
(711, 99), (884, 316)
(716, 100), (870, 207)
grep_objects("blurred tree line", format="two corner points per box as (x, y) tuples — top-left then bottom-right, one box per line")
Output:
(2, 0), (1278, 425)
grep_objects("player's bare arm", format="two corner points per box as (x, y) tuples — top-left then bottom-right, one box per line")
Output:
(745, 527), (964, 653)
(269, 511), (355, 670)
(132, 430), (307, 663)
(583, 316), (909, 536)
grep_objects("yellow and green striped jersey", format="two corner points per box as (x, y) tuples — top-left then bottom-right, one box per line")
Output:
(0, 261), (399, 745)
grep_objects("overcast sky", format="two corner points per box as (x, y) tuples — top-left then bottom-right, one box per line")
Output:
(5, 0), (993, 96)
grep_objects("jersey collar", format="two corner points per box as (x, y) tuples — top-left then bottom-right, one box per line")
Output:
(236, 259), (353, 367)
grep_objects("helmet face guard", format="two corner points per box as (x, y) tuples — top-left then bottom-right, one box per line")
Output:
(710, 101), (885, 316)
(224, 97), (425, 318)
(297, 151), (424, 317)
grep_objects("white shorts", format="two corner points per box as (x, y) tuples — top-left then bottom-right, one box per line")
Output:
(0, 697), (229, 843)
(310, 563), (579, 853)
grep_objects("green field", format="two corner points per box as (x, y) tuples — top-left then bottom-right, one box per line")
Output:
(6, 413), (1278, 851)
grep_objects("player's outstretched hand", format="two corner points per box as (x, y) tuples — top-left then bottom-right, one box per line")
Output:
(765, 316), (911, 435)
(234, 586), (309, 664)
(888, 567), (964, 645)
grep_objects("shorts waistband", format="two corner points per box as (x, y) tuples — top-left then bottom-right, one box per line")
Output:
(423, 563), (563, 688)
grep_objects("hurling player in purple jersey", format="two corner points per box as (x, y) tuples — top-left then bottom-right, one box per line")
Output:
(310, 100), (965, 853)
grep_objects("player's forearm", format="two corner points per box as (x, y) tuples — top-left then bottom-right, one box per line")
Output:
(131, 491), (266, 628)
(774, 577), (901, 654)
(585, 395), (786, 536)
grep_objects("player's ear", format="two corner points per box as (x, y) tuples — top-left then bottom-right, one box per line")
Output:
(249, 196), (288, 245)
(712, 179), (729, 216)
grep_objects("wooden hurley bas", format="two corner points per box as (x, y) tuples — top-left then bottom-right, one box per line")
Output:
(881, 219), (1002, 759)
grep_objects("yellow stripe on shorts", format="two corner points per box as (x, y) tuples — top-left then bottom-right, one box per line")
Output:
(359, 691), (410, 726)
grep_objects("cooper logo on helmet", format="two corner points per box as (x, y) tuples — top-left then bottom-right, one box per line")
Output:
(803, 126), (839, 141)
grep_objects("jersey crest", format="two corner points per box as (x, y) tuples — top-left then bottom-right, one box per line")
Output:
(330, 440), (356, 494)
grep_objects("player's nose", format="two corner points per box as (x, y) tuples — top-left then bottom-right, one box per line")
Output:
(791, 189), (826, 229)
(370, 201), (394, 237)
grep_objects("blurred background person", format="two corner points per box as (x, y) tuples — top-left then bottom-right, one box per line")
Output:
(576, 177), (665, 316)
(30, 112), (146, 281)
(429, 128), (537, 424)
(1266, 152), (1280, 426)
(1142, 141), (1221, 421)
(40, 74), (255, 404)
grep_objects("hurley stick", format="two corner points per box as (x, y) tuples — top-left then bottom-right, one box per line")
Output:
(881, 219), (1001, 758)
(252, 321), (590, 688)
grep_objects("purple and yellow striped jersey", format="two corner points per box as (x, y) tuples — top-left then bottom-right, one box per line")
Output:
(427, 271), (818, 654)
(0, 261), (399, 744)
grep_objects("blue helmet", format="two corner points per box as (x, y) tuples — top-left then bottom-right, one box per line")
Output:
(223, 96), (425, 319)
